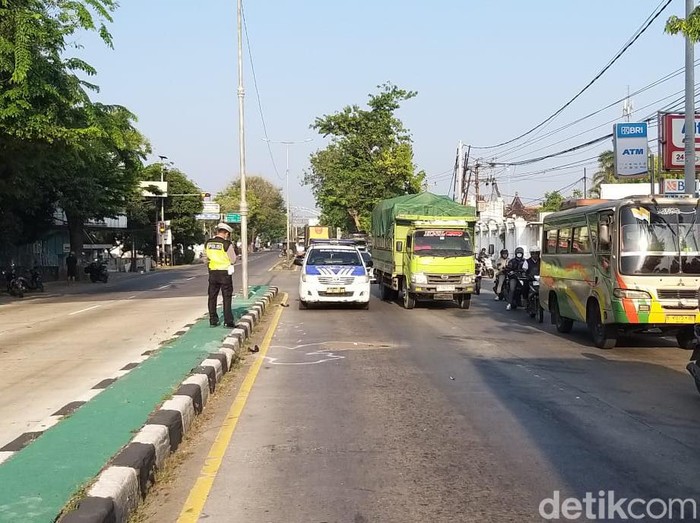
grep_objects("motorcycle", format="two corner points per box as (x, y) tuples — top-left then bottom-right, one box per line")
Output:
(24, 267), (44, 292)
(493, 269), (508, 301)
(686, 325), (700, 395)
(482, 257), (494, 279)
(85, 260), (109, 283)
(506, 269), (528, 310)
(525, 275), (544, 323)
(3, 265), (28, 298)
(474, 260), (483, 295)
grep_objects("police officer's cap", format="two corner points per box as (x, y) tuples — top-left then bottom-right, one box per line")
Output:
(216, 223), (233, 233)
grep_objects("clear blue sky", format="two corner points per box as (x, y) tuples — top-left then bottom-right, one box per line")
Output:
(78, 0), (693, 210)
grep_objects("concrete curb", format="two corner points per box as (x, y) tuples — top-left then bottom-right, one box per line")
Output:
(60, 287), (280, 523)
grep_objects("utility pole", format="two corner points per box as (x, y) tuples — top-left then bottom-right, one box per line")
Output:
(158, 155), (168, 266)
(237, 0), (249, 298)
(685, 0), (696, 195)
(455, 141), (463, 203)
(474, 162), (480, 212)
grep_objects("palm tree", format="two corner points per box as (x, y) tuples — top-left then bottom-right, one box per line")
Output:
(589, 150), (615, 198)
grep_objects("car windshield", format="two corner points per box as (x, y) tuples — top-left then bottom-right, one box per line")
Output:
(620, 204), (700, 274)
(413, 229), (473, 256)
(307, 249), (362, 266)
(360, 252), (371, 264)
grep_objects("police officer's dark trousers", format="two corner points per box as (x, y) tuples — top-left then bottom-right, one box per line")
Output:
(208, 270), (234, 325)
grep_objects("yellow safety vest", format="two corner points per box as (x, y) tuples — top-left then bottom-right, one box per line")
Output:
(205, 238), (231, 271)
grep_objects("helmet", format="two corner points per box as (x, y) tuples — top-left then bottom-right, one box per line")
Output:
(500, 249), (509, 257)
(216, 223), (233, 233)
(530, 245), (540, 253)
(515, 246), (525, 258)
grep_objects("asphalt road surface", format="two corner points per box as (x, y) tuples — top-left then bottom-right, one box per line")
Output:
(143, 266), (700, 522)
(0, 251), (279, 454)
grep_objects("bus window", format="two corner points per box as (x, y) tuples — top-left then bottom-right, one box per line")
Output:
(597, 213), (612, 253)
(557, 228), (571, 254)
(572, 226), (591, 254)
(545, 229), (558, 253)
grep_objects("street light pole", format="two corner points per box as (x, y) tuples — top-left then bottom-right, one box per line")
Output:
(237, 0), (249, 298)
(685, 0), (696, 194)
(262, 138), (312, 264)
(158, 155), (168, 266)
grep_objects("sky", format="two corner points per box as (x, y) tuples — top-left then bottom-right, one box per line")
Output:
(76, 0), (694, 213)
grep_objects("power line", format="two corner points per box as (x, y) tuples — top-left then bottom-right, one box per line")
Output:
(468, 0), (673, 151)
(241, 4), (283, 180)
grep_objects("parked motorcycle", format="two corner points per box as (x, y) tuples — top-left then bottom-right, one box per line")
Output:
(85, 260), (109, 283)
(3, 265), (28, 298)
(525, 275), (544, 323)
(24, 267), (44, 292)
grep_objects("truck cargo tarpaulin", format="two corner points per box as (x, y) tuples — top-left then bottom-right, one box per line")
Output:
(371, 193), (477, 238)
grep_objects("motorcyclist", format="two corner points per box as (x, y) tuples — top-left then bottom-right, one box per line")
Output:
(506, 246), (529, 310)
(494, 249), (509, 300)
(477, 248), (487, 261)
(526, 245), (541, 278)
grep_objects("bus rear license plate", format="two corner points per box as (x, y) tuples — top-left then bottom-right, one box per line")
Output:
(326, 287), (345, 294)
(436, 285), (456, 292)
(667, 315), (694, 324)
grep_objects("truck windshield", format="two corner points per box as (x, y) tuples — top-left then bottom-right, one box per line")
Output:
(413, 230), (473, 257)
(620, 204), (700, 274)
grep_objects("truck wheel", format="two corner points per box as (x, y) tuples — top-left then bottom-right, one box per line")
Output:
(587, 301), (617, 349)
(380, 283), (392, 301)
(402, 279), (415, 309)
(677, 327), (695, 350)
(551, 296), (573, 334)
(458, 294), (471, 309)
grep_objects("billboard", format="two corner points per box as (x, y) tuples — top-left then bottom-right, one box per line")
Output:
(660, 113), (700, 171)
(613, 123), (648, 178)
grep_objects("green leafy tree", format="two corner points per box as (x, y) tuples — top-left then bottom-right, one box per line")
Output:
(589, 150), (615, 198)
(215, 176), (286, 245)
(541, 191), (564, 212)
(666, 7), (700, 40)
(304, 83), (425, 232)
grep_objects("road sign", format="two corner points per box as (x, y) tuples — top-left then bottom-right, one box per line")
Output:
(202, 202), (220, 214)
(195, 213), (220, 221)
(226, 213), (241, 223)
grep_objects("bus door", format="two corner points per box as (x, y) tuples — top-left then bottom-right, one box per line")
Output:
(588, 211), (614, 318)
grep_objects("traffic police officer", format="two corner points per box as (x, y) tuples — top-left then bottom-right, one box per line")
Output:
(204, 223), (237, 327)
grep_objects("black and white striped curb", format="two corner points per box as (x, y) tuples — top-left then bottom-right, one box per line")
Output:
(59, 287), (279, 523)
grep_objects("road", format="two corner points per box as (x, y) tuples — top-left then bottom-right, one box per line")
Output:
(0, 251), (279, 456)
(140, 265), (700, 522)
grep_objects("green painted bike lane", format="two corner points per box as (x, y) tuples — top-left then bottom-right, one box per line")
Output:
(0, 286), (270, 523)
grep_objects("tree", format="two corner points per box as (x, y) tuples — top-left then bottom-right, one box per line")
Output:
(572, 189), (583, 199)
(589, 150), (615, 198)
(215, 176), (286, 244)
(541, 191), (564, 212)
(304, 83), (425, 232)
(666, 7), (700, 41)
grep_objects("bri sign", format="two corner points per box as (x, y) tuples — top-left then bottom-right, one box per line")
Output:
(613, 122), (648, 178)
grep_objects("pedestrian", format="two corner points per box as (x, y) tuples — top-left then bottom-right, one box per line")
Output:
(204, 223), (237, 327)
(66, 251), (78, 284)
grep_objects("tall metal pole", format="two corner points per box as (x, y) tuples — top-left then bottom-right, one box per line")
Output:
(160, 162), (166, 266)
(285, 144), (290, 264)
(685, 0), (696, 194)
(237, 0), (249, 298)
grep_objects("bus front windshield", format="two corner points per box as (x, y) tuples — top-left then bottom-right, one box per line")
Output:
(413, 230), (473, 257)
(620, 204), (700, 274)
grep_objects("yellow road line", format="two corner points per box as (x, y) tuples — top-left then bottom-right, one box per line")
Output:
(177, 292), (287, 523)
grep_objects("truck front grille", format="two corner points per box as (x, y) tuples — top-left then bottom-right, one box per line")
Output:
(427, 274), (462, 284)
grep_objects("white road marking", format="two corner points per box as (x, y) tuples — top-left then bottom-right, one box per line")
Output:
(186, 277), (196, 281)
(157, 284), (170, 290)
(68, 305), (101, 316)
(128, 295), (137, 300)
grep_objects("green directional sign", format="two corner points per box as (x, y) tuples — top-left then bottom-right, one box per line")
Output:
(226, 213), (241, 223)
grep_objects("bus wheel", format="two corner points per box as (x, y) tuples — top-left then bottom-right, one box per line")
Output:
(677, 327), (696, 350)
(587, 302), (617, 349)
(552, 296), (573, 334)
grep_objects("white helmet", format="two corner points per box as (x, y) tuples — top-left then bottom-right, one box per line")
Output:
(216, 223), (233, 233)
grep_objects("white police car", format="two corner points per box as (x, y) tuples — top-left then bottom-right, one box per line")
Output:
(295, 243), (372, 309)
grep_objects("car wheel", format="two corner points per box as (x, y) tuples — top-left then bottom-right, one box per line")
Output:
(298, 300), (308, 310)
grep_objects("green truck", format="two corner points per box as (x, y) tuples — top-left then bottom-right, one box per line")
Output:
(371, 193), (478, 309)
